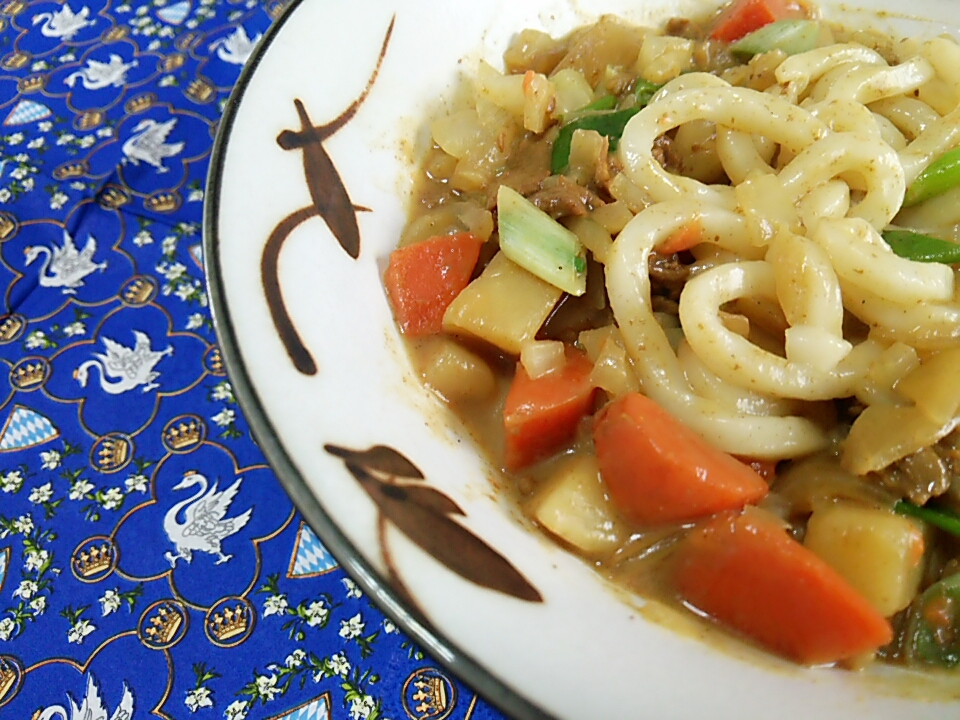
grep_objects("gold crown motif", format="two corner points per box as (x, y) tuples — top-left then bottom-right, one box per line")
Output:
(122, 277), (156, 305)
(207, 604), (249, 642)
(145, 603), (182, 645)
(0, 315), (24, 343)
(0, 213), (16, 241)
(96, 436), (130, 472)
(73, 543), (114, 578)
(76, 111), (103, 131)
(144, 191), (180, 213)
(165, 419), (201, 450)
(124, 93), (155, 115)
(0, 0), (26, 17)
(0, 660), (16, 701)
(186, 77), (214, 103)
(1, 51), (28, 70)
(53, 161), (88, 180)
(174, 31), (201, 52)
(17, 75), (44, 93)
(101, 25), (127, 42)
(97, 184), (130, 209)
(162, 53), (185, 72)
(265, 0), (288, 19)
(412, 676), (448, 717)
(12, 361), (45, 389)
(208, 348), (223, 374)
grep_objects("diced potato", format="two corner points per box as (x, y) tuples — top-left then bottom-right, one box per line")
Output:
(589, 200), (635, 235)
(522, 71), (556, 134)
(431, 109), (485, 159)
(564, 216), (613, 264)
(578, 325), (616, 362)
(504, 28), (568, 75)
(637, 35), (694, 84)
(566, 129), (605, 185)
(895, 347), (960, 425)
(804, 503), (925, 617)
(443, 252), (562, 355)
(590, 335), (639, 398)
(553, 16), (646, 88)
(550, 68), (595, 116)
(475, 60), (526, 118)
(530, 453), (626, 555)
(607, 172), (651, 213)
(520, 339), (566, 379)
(418, 337), (496, 403)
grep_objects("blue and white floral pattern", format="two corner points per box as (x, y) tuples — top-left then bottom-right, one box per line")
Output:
(0, 2), (504, 718)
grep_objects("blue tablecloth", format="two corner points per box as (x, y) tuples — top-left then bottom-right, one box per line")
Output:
(0, 2), (506, 718)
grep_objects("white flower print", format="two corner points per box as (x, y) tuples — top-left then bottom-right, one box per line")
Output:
(0, 618), (14, 641)
(383, 618), (397, 634)
(211, 382), (234, 402)
(186, 313), (204, 330)
(31, 60), (49, 71)
(328, 652), (350, 677)
(0, 189), (11, 203)
(125, 474), (148, 493)
(160, 261), (186, 280)
(224, 700), (249, 720)
(174, 283), (195, 301)
(13, 515), (34, 535)
(24, 548), (48, 572)
(30, 595), (47, 615)
(78, 135), (95, 149)
(305, 600), (328, 627)
(158, 75), (176, 87)
(28, 482), (53, 504)
(68, 619), (95, 644)
(102, 487), (124, 510)
(22, 178), (34, 191)
(64, 321), (85, 337)
(49, 191), (69, 210)
(13, 580), (38, 599)
(96, 126), (114, 138)
(162, 235), (178, 254)
(254, 673), (280, 701)
(342, 578), (362, 599)
(14, 153), (28, 162)
(70, 181), (86, 190)
(339, 613), (364, 639)
(284, 648), (306, 668)
(40, 450), (61, 469)
(185, 687), (213, 712)
(133, 229), (154, 247)
(69, 478), (94, 500)
(37, 121), (52, 132)
(56, 133), (75, 146)
(10, 167), (27, 181)
(27, 137), (44, 149)
(99, 589), (121, 616)
(262, 594), (288, 617)
(25, 331), (47, 349)
(349, 695), (376, 720)
(212, 408), (235, 427)
(1, 470), (23, 493)
(188, 188), (204, 202)
(6, 133), (23, 145)
(147, 39), (161, 51)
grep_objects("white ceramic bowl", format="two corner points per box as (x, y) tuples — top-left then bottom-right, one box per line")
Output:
(204, 1), (960, 717)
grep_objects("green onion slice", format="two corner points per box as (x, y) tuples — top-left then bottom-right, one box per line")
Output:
(904, 146), (960, 207)
(729, 19), (820, 58)
(895, 499), (960, 537)
(551, 107), (641, 175)
(882, 229), (960, 264)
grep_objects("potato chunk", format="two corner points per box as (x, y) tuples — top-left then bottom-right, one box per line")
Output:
(530, 454), (626, 555)
(804, 503), (925, 617)
(443, 252), (562, 354)
(418, 338), (495, 403)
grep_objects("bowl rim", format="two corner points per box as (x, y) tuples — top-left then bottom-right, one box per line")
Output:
(201, 1), (557, 717)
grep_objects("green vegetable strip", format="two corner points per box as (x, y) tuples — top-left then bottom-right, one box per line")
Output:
(903, 147), (960, 207)
(551, 107), (641, 175)
(578, 95), (618, 113)
(881, 229), (960, 264)
(497, 185), (587, 296)
(634, 79), (662, 106)
(895, 500), (960, 537)
(729, 19), (820, 58)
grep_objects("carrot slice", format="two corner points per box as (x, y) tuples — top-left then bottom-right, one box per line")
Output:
(673, 510), (894, 665)
(709, 0), (803, 42)
(735, 456), (778, 482)
(658, 218), (703, 255)
(384, 233), (484, 336)
(593, 393), (768, 525)
(504, 349), (596, 471)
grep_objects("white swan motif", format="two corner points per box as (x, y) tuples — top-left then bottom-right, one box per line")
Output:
(73, 331), (173, 394)
(121, 119), (184, 173)
(208, 25), (261, 65)
(65, 55), (137, 90)
(163, 471), (253, 567)
(24, 229), (106, 294)
(32, 5), (94, 41)
(34, 674), (134, 720)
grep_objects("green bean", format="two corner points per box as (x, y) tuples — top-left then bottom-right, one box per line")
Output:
(904, 147), (960, 207)
(729, 19), (820, 58)
(550, 107), (641, 174)
(882, 229), (960, 264)
(895, 499), (960, 537)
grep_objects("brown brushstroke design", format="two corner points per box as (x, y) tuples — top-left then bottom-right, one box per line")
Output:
(325, 444), (543, 604)
(262, 16), (395, 374)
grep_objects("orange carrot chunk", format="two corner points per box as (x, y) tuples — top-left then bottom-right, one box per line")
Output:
(658, 218), (703, 255)
(673, 510), (894, 665)
(504, 349), (596, 471)
(593, 393), (768, 525)
(709, 0), (803, 42)
(384, 233), (484, 336)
